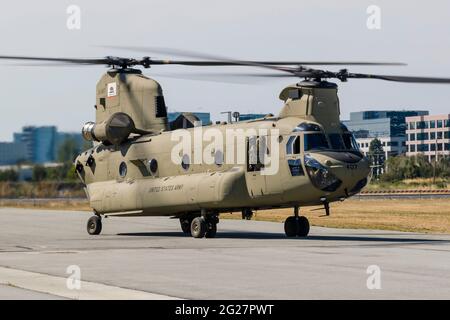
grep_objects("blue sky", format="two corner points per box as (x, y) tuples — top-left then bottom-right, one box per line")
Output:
(1, 0), (449, 140)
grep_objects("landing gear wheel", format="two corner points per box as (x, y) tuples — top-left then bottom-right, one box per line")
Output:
(205, 222), (217, 238)
(87, 215), (102, 235)
(296, 216), (310, 237)
(180, 217), (192, 235)
(284, 216), (310, 237)
(241, 209), (253, 220)
(191, 217), (207, 238)
(284, 216), (297, 237)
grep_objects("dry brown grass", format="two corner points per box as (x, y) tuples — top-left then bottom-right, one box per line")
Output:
(0, 199), (91, 211)
(222, 198), (450, 234)
(1, 198), (450, 234)
(366, 178), (450, 191)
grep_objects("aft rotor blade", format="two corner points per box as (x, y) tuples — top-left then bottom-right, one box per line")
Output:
(348, 73), (450, 83)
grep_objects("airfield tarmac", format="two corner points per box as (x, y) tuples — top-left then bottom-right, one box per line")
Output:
(0, 208), (450, 299)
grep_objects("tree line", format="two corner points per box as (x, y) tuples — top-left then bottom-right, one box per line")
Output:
(367, 138), (450, 182)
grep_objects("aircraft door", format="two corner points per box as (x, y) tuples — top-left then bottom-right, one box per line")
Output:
(285, 133), (303, 171)
(244, 136), (267, 197)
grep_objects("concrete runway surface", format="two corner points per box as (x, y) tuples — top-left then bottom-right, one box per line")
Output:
(0, 208), (449, 299)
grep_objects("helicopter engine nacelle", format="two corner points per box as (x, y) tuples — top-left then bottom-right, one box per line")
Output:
(82, 112), (135, 145)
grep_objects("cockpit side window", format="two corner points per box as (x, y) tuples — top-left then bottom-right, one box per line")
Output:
(288, 89), (302, 100)
(286, 136), (300, 154)
(304, 133), (329, 151)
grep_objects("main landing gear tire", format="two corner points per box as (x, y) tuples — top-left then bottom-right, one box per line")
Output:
(284, 216), (309, 237)
(87, 215), (102, 235)
(241, 209), (253, 220)
(190, 215), (219, 238)
(191, 217), (207, 238)
(180, 217), (193, 235)
(205, 222), (217, 238)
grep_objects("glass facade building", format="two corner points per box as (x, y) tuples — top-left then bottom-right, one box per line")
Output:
(343, 110), (429, 138)
(0, 142), (27, 165)
(3, 126), (84, 164)
(342, 110), (429, 159)
(406, 114), (450, 161)
(13, 126), (57, 164)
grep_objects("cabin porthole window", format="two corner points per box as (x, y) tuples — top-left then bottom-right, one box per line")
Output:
(214, 150), (224, 166)
(119, 162), (127, 177)
(149, 159), (158, 175)
(181, 154), (190, 171)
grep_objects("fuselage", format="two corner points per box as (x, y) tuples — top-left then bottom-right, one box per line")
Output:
(75, 115), (370, 217)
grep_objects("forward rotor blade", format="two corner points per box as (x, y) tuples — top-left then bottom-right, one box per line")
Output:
(101, 45), (406, 66)
(0, 55), (108, 65)
(148, 71), (298, 84)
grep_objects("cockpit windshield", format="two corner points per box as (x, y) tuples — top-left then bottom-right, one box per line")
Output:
(304, 133), (329, 151)
(342, 132), (359, 150)
(291, 122), (358, 152)
(329, 133), (345, 150)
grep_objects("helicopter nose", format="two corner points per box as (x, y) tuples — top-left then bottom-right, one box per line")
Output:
(327, 153), (370, 195)
(304, 151), (370, 195)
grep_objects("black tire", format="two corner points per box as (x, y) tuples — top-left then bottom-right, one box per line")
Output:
(284, 216), (297, 237)
(205, 222), (217, 238)
(297, 216), (310, 237)
(241, 209), (253, 220)
(180, 218), (192, 235)
(87, 215), (102, 235)
(191, 217), (207, 238)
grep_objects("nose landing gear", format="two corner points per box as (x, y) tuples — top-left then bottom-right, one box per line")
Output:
(87, 214), (102, 235)
(284, 206), (310, 237)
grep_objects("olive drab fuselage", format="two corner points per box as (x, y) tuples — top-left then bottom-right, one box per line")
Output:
(75, 70), (370, 217)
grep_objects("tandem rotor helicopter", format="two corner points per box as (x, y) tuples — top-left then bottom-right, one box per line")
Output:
(2, 47), (450, 238)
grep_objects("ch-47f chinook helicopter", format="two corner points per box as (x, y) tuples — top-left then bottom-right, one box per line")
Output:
(2, 47), (450, 238)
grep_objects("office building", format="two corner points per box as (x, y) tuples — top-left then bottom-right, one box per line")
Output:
(0, 142), (27, 165)
(13, 126), (57, 164)
(343, 110), (429, 159)
(1, 126), (85, 165)
(405, 114), (450, 161)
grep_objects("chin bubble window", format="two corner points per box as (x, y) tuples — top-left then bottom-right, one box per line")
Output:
(119, 161), (127, 178)
(304, 154), (342, 192)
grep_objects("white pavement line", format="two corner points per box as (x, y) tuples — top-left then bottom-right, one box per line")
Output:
(0, 266), (180, 300)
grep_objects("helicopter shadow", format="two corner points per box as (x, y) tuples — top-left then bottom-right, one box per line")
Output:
(116, 231), (450, 244)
